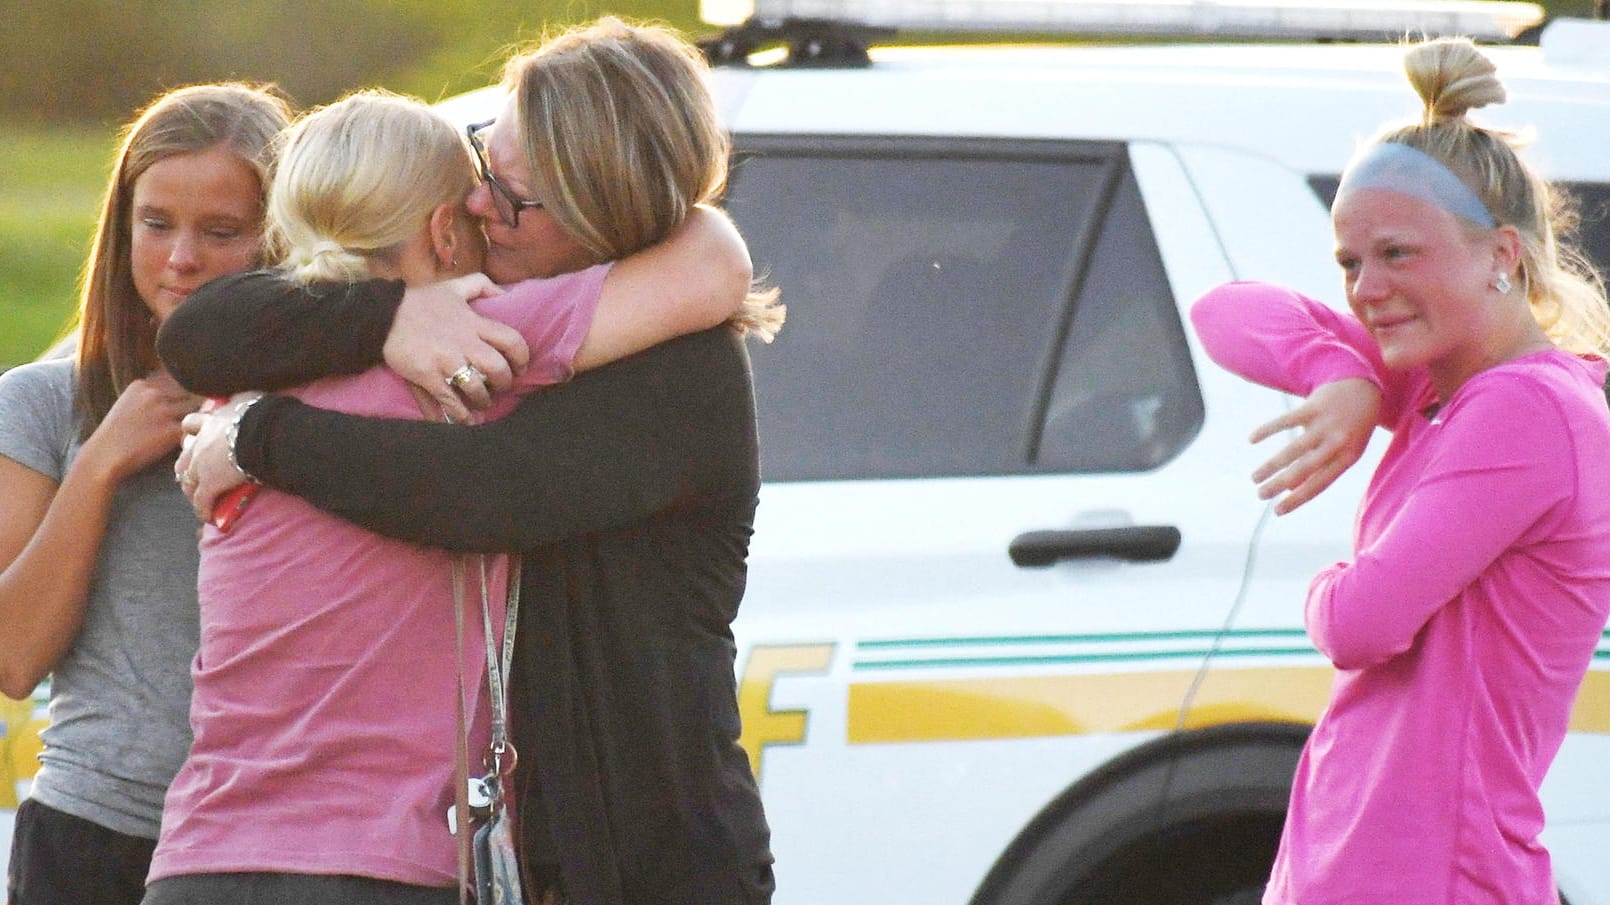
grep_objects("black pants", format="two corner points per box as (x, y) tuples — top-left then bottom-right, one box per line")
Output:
(142, 873), (458, 905)
(7, 797), (157, 905)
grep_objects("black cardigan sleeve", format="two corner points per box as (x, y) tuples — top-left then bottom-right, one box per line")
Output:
(156, 270), (405, 395)
(233, 327), (759, 553)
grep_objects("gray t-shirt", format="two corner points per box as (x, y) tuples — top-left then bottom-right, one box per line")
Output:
(0, 358), (200, 838)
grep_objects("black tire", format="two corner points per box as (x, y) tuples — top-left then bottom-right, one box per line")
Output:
(969, 722), (1309, 905)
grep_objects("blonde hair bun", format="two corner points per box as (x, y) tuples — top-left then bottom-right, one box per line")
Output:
(286, 237), (368, 283)
(1404, 37), (1506, 126)
(1373, 36), (1610, 358)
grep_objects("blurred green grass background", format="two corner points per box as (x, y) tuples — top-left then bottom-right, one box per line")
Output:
(0, 0), (709, 369)
(1, 127), (113, 367)
(1, 0), (1599, 369)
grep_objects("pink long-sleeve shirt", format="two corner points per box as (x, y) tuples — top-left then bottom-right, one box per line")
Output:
(1192, 281), (1610, 905)
(150, 264), (608, 888)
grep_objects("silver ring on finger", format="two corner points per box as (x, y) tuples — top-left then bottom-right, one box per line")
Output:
(446, 363), (486, 391)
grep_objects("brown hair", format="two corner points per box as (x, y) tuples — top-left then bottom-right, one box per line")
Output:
(70, 82), (291, 437)
(504, 17), (782, 340)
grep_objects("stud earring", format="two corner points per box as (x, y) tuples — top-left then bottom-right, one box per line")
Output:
(1492, 272), (1513, 294)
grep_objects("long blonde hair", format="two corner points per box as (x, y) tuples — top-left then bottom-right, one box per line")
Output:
(1378, 37), (1610, 357)
(71, 82), (290, 436)
(504, 17), (783, 340)
(268, 89), (478, 285)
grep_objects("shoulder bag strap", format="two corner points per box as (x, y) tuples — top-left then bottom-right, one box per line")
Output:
(452, 554), (473, 905)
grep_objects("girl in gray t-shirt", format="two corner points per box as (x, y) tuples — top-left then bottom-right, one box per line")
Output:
(1, 83), (288, 905)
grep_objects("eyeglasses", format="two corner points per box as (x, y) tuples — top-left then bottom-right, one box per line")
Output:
(466, 119), (543, 229)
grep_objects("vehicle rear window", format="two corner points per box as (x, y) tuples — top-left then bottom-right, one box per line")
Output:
(726, 136), (1203, 481)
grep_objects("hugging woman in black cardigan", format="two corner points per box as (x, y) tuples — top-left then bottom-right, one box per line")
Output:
(159, 18), (783, 905)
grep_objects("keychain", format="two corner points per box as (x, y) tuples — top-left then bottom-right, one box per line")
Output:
(472, 747), (523, 905)
(447, 774), (493, 837)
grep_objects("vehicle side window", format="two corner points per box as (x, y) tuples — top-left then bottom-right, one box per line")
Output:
(726, 136), (1202, 481)
(1035, 169), (1204, 472)
(1310, 176), (1610, 279)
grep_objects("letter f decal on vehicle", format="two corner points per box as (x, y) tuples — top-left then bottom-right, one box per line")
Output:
(738, 643), (836, 781)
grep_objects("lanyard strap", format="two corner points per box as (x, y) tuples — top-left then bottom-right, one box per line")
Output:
(453, 552), (522, 905)
(479, 556), (521, 767)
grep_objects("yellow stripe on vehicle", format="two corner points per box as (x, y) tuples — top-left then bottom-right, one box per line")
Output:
(847, 666), (1335, 743)
(847, 665), (1610, 744)
(1571, 670), (1610, 733)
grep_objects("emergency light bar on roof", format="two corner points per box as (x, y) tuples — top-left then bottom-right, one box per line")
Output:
(699, 0), (1546, 42)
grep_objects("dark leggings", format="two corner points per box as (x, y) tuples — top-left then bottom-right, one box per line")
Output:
(7, 797), (157, 905)
(141, 872), (458, 905)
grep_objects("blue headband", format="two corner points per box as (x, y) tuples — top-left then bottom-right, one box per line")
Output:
(1334, 142), (1496, 229)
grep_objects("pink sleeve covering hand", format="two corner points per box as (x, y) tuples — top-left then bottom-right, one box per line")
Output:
(1190, 281), (1412, 427)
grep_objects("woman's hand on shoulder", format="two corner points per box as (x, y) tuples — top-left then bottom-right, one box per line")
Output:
(1249, 377), (1381, 515)
(77, 372), (202, 486)
(383, 274), (530, 423)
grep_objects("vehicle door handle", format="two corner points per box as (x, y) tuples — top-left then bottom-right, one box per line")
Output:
(1008, 526), (1181, 567)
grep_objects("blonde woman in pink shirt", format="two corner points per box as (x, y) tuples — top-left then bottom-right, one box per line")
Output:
(1191, 38), (1610, 905)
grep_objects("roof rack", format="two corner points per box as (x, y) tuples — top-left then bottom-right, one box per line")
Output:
(700, 0), (1546, 50)
(700, 17), (895, 67)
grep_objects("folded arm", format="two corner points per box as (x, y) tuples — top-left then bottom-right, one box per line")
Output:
(159, 206), (752, 424)
(157, 273), (405, 395)
(1190, 281), (1411, 425)
(1191, 281), (1417, 514)
(572, 206), (751, 371)
(1305, 377), (1568, 668)
(233, 328), (757, 552)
